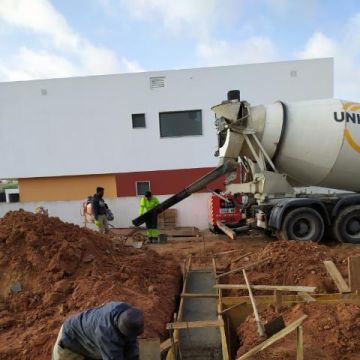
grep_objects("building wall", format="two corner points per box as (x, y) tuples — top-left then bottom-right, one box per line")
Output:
(0, 59), (333, 180)
(18, 174), (117, 202)
(0, 193), (210, 229)
(115, 167), (229, 196)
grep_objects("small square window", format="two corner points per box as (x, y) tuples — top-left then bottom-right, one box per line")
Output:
(132, 113), (146, 128)
(136, 181), (150, 196)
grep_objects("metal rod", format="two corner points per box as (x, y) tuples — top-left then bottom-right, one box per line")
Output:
(251, 133), (278, 172)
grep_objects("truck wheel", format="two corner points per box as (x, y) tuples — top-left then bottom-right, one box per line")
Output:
(333, 205), (360, 244)
(280, 207), (324, 242)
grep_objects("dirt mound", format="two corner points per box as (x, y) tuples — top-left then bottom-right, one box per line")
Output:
(237, 302), (360, 359)
(227, 240), (358, 294)
(0, 210), (181, 360)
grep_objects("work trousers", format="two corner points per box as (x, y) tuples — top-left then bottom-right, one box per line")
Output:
(145, 213), (159, 238)
(96, 214), (109, 234)
(52, 326), (84, 360)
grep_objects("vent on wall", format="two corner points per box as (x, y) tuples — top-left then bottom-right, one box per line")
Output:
(150, 76), (166, 89)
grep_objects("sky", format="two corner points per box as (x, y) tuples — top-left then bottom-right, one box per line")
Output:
(0, 0), (360, 98)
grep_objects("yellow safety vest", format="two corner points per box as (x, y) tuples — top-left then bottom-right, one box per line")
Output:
(139, 196), (160, 215)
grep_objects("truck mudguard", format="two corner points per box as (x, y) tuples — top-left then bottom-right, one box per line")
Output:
(268, 198), (331, 230)
(331, 194), (360, 218)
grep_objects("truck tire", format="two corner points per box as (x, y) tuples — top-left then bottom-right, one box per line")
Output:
(333, 205), (360, 244)
(279, 207), (324, 242)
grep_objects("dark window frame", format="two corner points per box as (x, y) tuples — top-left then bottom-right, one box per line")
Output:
(132, 113), (146, 129)
(135, 181), (151, 196)
(159, 109), (203, 138)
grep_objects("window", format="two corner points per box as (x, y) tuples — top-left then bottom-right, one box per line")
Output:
(159, 110), (202, 138)
(9, 193), (20, 203)
(132, 113), (146, 128)
(136, 181), (150, 196)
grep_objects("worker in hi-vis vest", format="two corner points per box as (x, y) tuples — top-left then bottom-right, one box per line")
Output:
(138, 191), (160, 243)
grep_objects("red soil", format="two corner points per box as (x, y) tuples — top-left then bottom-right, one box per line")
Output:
(237, 303), (360, 360)
(0, 210), (180, 360)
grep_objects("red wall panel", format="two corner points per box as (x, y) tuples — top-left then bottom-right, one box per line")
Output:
(115, 167), (236, 197)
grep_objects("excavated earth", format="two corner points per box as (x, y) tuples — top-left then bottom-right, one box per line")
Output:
(237, 303), (360, 360)
(227, 240), (360, 295)
(0, 210), (181, 360)
(227, 241), (360, 359)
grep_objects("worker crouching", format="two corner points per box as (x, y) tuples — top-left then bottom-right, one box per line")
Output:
(52, 302), (144, 360)
(138, 191), (160, 243)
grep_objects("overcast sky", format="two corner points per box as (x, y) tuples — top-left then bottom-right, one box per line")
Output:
(0, 0), (360, 98)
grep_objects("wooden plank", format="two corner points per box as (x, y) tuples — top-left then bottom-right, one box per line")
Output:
(216, 258), (270, 279)
(323, 260), (350, 293)
(243, 269), (265, 337)
(139, 338), (161, 360)
(348, 256), (360, 292)
(214, 284), (317, 292)
(160, 338), (178, 353)
(296, 325), (304, 360)
(166, 319), (224, 330)
(214, 249), (240, 257)
(237, 315), (308, 360)
(231, 252), (253, 263)
(219, 302), (247, 315)
(216, 220), (236, 240)
(181, 293), (218, 298)
(298, 291), (316, 303)
(166, 236), (200, 242)
(274, 290), (282, 313)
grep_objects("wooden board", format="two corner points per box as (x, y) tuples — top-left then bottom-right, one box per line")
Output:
(237, 315), (308, 360)
(159, 338), (178, 353)
(159, 227), (199, 237)
(216, 258), (270, 279)
(139, 338), (161, 360)
(323, 260), (350, 293)
(166, 319), (224, 330)
(296, 325), (304, 360)
(231, 252), (253, 263)
(348, 256), (360, 292)
(181, 293), (218, 298)
(216, 220), (236, 240)
(297, 291), (316, 303)
(215, 284), (317, 292)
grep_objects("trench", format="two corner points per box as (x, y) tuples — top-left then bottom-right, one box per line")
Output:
(168, 264), (224, 360)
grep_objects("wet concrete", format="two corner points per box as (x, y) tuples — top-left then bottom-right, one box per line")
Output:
(179, 269), (222, 359)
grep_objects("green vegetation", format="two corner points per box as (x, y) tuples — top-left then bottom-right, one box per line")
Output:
(0, 181), (18, 190)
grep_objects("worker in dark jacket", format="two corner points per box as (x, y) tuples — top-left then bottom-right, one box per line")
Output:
(92, 187), (109, 234)
(52, 302), (144, 360)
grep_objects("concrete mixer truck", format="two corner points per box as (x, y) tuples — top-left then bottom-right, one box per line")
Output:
(133, 90), (360, 243)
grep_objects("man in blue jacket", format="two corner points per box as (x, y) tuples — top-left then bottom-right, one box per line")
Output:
(52, 302), (144, 360)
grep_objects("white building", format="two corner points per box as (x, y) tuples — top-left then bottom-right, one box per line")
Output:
(0, 58), (333, 228)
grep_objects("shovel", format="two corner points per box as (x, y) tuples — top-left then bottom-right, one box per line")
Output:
(242, 269), (285, 338)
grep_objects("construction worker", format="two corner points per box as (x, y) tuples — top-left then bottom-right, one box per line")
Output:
(52, 301), (144, 360)
(139, 191), (160, 242)
(92, 186), (109, 234)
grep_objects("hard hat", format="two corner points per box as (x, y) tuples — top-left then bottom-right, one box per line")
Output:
(117, 308), (144, 337)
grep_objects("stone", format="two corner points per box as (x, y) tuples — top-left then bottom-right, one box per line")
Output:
(83, 254), (95, 263)
(10, 282), (22, 294)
